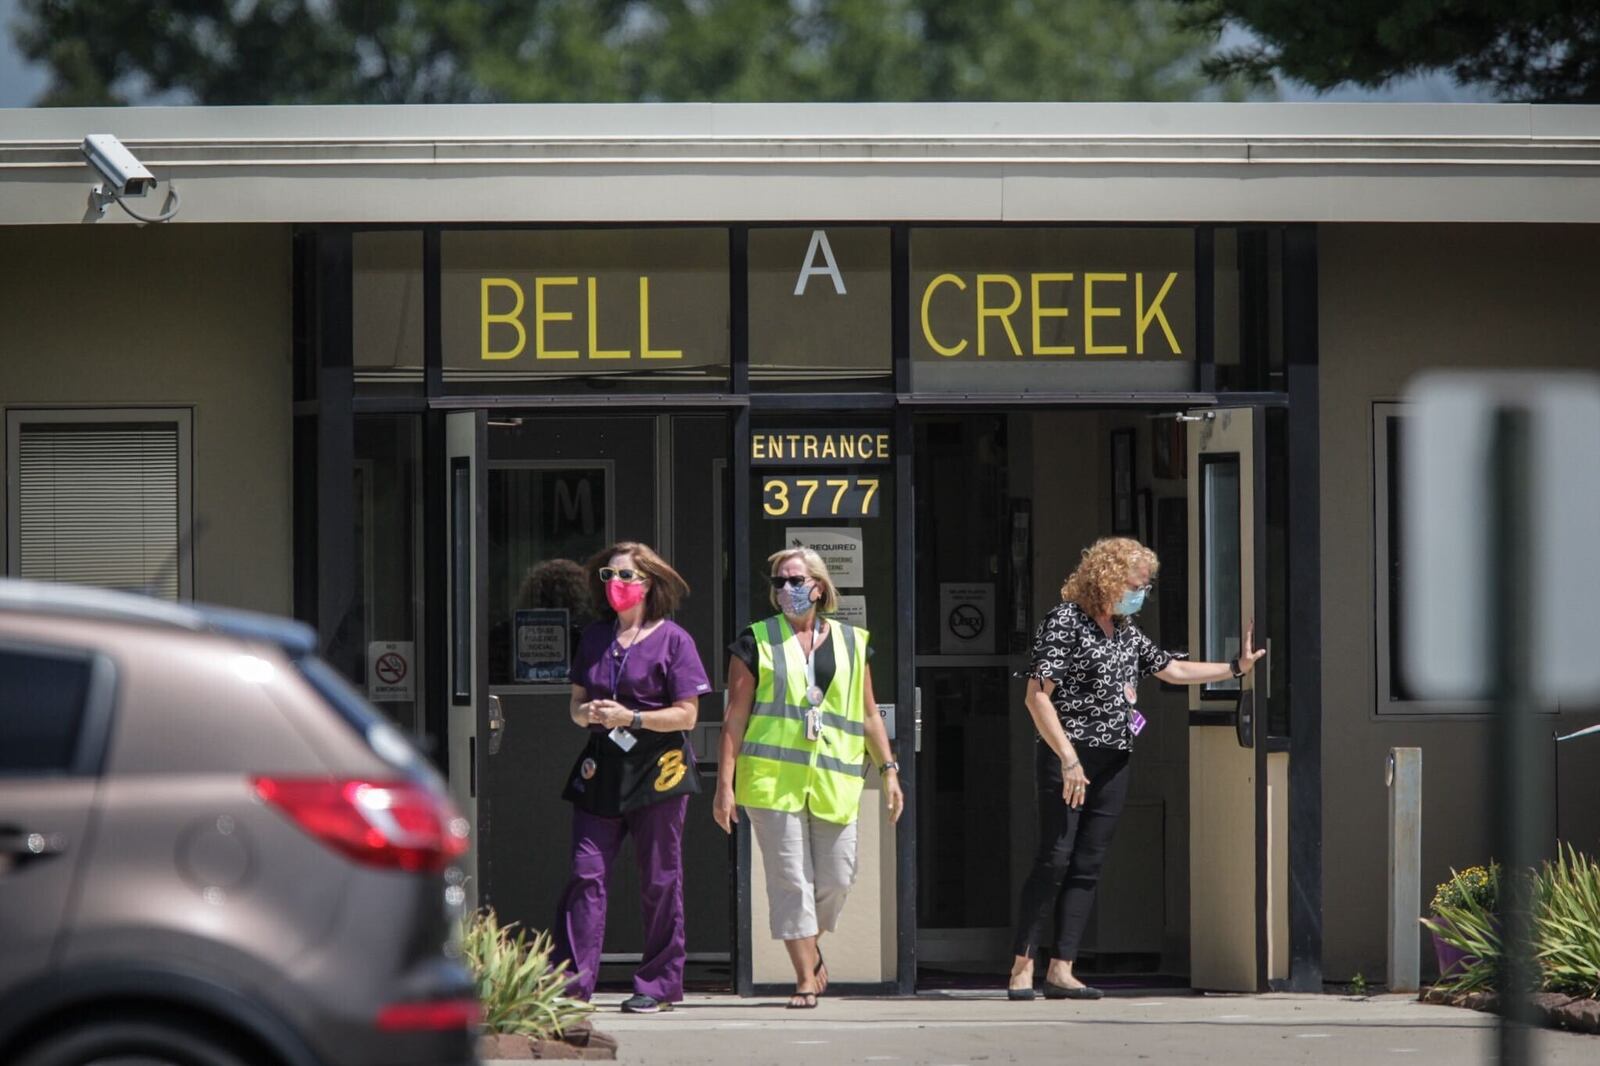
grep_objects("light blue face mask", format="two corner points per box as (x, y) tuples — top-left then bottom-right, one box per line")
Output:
(1114, 587), (1149, 616)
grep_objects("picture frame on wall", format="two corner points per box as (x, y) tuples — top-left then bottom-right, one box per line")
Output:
(1110, 428), (1136, 534)
(1152, 416), (1187, 480)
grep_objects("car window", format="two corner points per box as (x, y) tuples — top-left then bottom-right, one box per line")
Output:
(0, 646), (93, 774)
(295, 656), (428, 777)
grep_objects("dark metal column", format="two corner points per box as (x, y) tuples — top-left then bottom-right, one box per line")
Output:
(891, 223), (917, 995)
(296, 229), (358, 681)
(421, 228), (449, 769)
(1196, 226), (1216, 394)
(1284, 224), (1324, 992)
(729, 226), (755, 997)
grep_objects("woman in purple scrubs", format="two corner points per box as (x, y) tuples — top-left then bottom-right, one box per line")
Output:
(553, 541), (713, 1014)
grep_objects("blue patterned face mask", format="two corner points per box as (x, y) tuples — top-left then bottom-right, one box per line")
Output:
(782, 581), (815, 615)
(1114, 587), (1148, 616)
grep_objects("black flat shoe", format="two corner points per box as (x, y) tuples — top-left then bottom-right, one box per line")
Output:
(621, 993), (675, 1013)
(1042, 981), (1103, 1000)
(1007, 987), (1037, 1001)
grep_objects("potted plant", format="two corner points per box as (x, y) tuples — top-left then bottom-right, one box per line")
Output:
(460, 908), (612, 1059)
(1422, 863), (1501, 985)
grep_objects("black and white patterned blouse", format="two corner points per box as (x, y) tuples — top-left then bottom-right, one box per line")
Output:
(1026, 601), (1174, 752)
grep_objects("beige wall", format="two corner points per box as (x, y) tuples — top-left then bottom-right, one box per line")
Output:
(1318, 223), (1600, 982)
(0, 224), (294, 614)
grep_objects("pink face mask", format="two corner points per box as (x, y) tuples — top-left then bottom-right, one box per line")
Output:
(606, 579), (648, 613)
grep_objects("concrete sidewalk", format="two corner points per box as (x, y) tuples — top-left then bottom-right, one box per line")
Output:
(492, 989), (1596, 1065)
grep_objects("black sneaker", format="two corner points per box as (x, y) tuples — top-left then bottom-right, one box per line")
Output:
(621, 994), (674, 1014)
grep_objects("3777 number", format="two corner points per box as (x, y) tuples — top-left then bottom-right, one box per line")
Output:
(762, 476), (881, 519)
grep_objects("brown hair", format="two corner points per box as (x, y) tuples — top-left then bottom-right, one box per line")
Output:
(766, 547), (840, 615)
(517, 558), (592, 611)
(1061, 537), (1159, 619)
(585, 541), (689, 622)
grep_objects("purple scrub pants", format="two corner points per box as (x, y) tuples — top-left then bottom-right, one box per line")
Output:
(552, 794), (689, 1003)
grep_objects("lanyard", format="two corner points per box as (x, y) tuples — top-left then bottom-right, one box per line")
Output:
(800, 617), (826, 743)
(800, 617), (827, 704)
(610, 621), (640, 703)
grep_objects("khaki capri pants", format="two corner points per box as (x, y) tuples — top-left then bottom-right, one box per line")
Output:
(746, 806), (859, 940)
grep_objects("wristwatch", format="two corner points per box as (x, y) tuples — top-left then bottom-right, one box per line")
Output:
(1229, 656), (1245, 678)
(879, 760), (900, 774)
(632, 709), (643, 730)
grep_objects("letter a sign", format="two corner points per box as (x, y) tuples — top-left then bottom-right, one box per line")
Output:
(794, 230), (847, 296)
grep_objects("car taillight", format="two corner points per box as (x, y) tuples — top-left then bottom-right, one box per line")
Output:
(375, 998), (482, 1032)
(253, 777), (470, 873)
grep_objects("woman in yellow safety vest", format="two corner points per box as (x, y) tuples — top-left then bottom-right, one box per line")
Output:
(714, 547), (904, 1009)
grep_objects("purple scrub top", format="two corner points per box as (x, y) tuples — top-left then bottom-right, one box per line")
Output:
(571, 619), (712, 714)
(563, 619), (711, 816)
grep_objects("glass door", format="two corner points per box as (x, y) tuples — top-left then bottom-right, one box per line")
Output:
(1186, 406), (1278, 991)
(444, 409), (487, 909)
(910, 415), (1018, 978)
(479, 413), (731, 982)
(743, 416), (900, 988)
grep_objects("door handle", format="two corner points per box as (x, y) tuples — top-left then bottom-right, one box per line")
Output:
(913, 687), (923, 753)
(1264, 638), (1272, 697)
(487, 694), (505, 756)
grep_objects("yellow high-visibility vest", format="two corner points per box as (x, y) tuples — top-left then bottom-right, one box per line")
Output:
(735, 614), (869, 825)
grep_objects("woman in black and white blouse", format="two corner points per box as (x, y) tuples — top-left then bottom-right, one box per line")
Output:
(1007, 537), (1264, 1001)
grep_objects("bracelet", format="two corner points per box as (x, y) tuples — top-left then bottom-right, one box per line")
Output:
(1063, 756), (1080, 772)
(632, 709), (643, 730)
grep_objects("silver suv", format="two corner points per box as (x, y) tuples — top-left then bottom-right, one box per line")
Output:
(0, 581), (479, 1066)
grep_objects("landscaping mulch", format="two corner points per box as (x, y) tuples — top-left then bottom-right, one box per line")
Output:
(1421, 987), (1600, 1034)
(480, 1019), (620, 1060)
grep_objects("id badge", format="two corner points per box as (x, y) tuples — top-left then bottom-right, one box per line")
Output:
(1128, 709), (1148, 736)
(608, 727), (638, 752)
(804, 708), (821, 742)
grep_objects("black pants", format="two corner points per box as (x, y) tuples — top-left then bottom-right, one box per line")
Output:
(1010, 744), (1132, 961)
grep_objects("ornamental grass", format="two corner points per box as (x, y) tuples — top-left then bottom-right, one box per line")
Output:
(1534, 845), (1600, 999)
(1424, 846), (1600, 999)
(461, 907), (593, 1038)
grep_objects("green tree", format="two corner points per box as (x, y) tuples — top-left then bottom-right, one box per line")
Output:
(1177, 0), (1600, 102)
(16, 0), (1248, 106)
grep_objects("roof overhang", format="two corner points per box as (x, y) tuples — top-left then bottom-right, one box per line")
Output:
(3, 102), (1599, 226)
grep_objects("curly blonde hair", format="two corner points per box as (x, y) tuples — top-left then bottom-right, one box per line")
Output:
(1061, 537), (1160, 618)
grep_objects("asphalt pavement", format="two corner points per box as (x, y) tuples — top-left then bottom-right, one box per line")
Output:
(487, 989), (1597, 1065)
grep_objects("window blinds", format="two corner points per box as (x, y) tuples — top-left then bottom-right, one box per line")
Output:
(17, 421), (182, 600)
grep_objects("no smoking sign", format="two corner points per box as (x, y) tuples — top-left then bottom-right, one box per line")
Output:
(375, 653), (407, 685)
(939, 583), (995, 654)
(367, 641), (416, 702)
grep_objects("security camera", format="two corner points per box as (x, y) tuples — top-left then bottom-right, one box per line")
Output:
(80, 133), (179, 223)
(81, 134), (155, 197)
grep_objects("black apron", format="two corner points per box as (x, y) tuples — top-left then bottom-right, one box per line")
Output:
(562, 727), (701, 817)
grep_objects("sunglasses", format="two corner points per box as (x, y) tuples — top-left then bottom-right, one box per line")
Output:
(599, 567), (647, 583)
(769, 575), (811, 589)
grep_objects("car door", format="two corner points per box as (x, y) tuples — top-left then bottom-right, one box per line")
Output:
(0, 636), (116, 995)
